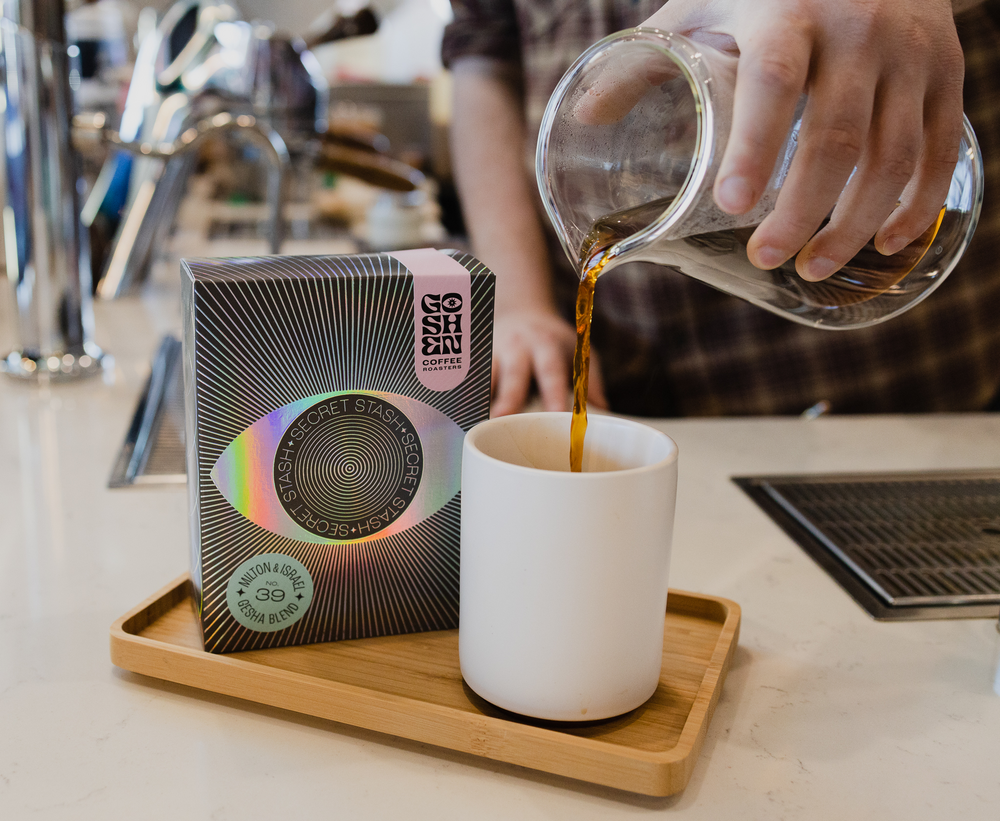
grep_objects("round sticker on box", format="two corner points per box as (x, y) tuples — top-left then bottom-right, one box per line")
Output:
(225, 554), (314, 632)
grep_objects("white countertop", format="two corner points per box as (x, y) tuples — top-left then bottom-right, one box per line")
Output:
(2, 258), (999, 819)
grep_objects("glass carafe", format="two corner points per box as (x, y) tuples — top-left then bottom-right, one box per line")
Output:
(535, 28), (984, 330)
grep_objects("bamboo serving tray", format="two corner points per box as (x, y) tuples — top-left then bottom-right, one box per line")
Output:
(110, 576), (740, 796)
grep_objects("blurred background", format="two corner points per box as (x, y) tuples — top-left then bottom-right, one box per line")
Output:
(0, 0), (461, 327)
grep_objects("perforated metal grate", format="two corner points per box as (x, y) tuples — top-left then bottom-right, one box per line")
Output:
(735, 471), (1000, 619)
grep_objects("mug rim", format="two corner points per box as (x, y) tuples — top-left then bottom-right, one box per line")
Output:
(463, 411), (678, 477)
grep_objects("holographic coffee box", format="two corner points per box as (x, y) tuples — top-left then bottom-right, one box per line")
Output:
(181, 249), (495, 653)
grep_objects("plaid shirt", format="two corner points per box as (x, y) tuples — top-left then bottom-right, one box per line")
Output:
(444, 1), (1000, 416)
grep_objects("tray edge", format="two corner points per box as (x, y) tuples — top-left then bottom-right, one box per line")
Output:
(110, 577), (740, 797)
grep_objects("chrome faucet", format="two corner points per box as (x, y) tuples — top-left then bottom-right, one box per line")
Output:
(84, 0), (323, 298)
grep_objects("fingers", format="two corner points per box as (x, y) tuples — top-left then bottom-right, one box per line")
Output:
(794, 77), (925, 278)
(587, 350), (609, 410)
(734, 15), (887, 274)
(750, 61), (885, 277)
(489, 312), (611, 416)
(492, 344), (606, 416)
(705, 0), (966, 281)
(573, 49), (680, 126)
(874, 68), (965, 255)
(532, 338), (573, 412)
(490, 348), (533, 417)
(714, 22), (811, 215)
(490, 313), (577, 416)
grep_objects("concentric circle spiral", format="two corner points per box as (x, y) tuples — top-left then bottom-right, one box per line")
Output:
(273, 394), (423, 539)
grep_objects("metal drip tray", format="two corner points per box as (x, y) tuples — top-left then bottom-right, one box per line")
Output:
(109, 335), (187, 487)
(735, 471), (1000, 620)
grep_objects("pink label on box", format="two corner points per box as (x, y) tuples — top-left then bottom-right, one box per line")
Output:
(392, 248), (472, 392)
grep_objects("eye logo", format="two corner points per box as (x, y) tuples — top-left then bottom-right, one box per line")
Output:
(211, 391), (465, 544)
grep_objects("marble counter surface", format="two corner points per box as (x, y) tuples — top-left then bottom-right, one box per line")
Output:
(2, 262), (999, 819)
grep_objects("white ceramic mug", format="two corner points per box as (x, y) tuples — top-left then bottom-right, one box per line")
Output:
(459, 412), (678, 721)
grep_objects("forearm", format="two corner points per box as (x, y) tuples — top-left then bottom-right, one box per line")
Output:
(450, 58), (559, 318)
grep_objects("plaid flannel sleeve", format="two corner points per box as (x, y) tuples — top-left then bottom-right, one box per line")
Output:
(441, 0), (521, 68)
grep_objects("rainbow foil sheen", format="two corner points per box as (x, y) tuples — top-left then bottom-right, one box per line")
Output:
(183, 249), (495, 652)
(211, 390), (465, 544)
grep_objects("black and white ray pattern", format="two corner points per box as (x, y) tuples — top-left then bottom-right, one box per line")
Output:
(182, 251), (494, 653)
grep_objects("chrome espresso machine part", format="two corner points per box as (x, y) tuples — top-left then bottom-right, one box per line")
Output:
(83, 0), (325, 299)
(1, 0), (105, 380)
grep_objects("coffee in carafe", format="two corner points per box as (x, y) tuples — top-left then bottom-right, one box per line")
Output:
(544, 29), (983, 469)
(538, 28), (982, 329)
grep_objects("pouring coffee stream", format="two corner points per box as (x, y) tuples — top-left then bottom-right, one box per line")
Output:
(548, 29), (982, 472)
(568, 197), (949, 473)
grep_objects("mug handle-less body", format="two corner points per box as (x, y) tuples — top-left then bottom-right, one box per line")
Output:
(459, 412), (677, 722)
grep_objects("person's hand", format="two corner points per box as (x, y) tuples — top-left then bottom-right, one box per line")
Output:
(450, 64), (608, 417)
(491, 308), (608, 417)
(640, 0), (965, 281)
